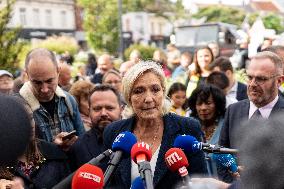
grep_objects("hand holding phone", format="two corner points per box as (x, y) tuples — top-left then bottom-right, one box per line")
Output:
(62, 130), (76, 141)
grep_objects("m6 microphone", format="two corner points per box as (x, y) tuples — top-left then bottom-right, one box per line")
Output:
(72, 164), (104, 189)
(212, 154), (238, 173)
(131, 142), (154, 189)
(165, 148), (191, 187)
(130, 177), (145, 189)
(104, 131), (137, 186)
(53, 149), (112, 189)
(174, 135), (238, 154)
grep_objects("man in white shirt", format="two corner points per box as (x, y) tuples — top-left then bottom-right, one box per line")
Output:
(219, 51), (284, 149)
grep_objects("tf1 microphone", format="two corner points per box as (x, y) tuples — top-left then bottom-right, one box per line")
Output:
(130, 177), (145, 189)
(72, 164), (104, 189)
(212, 154), (238, 173)
(174, 135), (238, 154)
(131, 142), (154, 189)
(53, 149), (112, 189)
(104, 131), (137, 186)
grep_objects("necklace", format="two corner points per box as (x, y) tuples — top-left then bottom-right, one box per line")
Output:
(136, 124), (160, 148)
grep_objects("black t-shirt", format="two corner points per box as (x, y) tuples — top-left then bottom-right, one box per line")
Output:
(40, 96), (56, 119)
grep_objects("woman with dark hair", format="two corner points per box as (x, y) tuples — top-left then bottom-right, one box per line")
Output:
(86, 53), (97, 76)
(186, 46), (214, 97)
(188, 84), (226, 177)
(168, 82), (189, 117)
(0, 98), (71, 189)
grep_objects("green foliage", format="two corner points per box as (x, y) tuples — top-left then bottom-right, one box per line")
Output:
(78, 0), (187, 55)
(0, 0), (25, 73)
(124, 44), (157, 60)
(34, 36), (79, 55)
(262, 13), (284, 34)
(193, 6), (246, 26)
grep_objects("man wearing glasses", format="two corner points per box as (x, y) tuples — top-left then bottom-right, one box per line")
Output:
(18, 48), (84, 151)
(219, 51), (284, 149)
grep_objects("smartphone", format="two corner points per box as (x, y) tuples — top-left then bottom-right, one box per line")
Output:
(62, 130), (76, 141)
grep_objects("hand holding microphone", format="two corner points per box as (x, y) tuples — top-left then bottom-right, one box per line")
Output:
(131, 142), (154, 189)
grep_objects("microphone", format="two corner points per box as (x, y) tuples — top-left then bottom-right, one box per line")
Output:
(72, 164), (104, 189)
(53, 149), (112, 189)
(212, 154), (238, 173)
(165, 148), (191, 188)
(174, 135), (238, 154)
(130, 177), (145, 189)
(131, 142), (154, 189)
(104, 131), (137, 186)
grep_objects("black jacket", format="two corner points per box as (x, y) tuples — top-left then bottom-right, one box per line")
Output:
(103, 113), (207, 189)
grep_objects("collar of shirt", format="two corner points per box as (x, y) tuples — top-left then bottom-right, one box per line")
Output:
(227, 81), (238, 99)
(249, 95), (279, 119)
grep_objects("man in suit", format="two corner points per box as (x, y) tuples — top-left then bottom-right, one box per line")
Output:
(219, 51), (284, 149)
(209, 56), (248, 101)
(69, 84), (122, 169)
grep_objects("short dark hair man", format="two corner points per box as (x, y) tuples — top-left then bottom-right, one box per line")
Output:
(69, 85), (122, 168)
(209, 56), (248, 101)
(19, 48), (84, 150)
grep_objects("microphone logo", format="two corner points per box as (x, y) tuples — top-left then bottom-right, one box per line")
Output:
(137, 142), (150, 151)
(113, 133), (125, 143)
(165, 151), (183, 166)
(78, 172), (102, 183)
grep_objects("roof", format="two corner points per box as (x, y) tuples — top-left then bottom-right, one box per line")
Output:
(251, 1), (280, 12)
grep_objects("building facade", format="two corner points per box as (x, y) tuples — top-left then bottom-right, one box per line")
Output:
(3, 0), (76, 39)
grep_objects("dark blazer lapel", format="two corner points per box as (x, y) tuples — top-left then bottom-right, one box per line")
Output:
(153, 114), (180, 186)
(270, 96), (284, 117)
(241, 100), (250, 121)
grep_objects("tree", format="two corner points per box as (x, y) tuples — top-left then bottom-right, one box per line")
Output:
(193, 6), (246, 26)
(0, 0), (25, 72)
(262, 13), (284, 34)
(78, 0), (187, 54)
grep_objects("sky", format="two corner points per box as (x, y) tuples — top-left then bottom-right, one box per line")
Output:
(182, 0), (250, 9)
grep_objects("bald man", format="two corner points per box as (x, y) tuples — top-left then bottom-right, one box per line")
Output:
(91, 54), (113, 84)
(19, 48), (84, 151)
(58, 63), (72, 91)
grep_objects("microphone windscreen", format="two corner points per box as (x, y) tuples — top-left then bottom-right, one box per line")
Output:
(212, 154), (238, 173)
(112, 131), (137, 154)
(72, 164), (104, 189)
(131, 142), (152, 163)
(130, 176), (145, 189)
(174, 135), (200, 153)
(0, 95), (31, 165)
(165, 148), (189, 172)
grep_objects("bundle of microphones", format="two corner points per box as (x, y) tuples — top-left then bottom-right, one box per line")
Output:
(52, 133), (238, 189)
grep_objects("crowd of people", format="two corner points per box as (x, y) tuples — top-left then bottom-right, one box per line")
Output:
(1, 39), (284, 189)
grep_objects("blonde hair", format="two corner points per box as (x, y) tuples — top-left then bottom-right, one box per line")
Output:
(122, 61), (170, 117)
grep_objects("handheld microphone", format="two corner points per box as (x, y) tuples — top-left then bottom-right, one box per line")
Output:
(131, 142), (154, 189)
(72, 164), (104, 189)
(104, 131), (137, 186)
(52, 149), (112, 189)
(174, 135), (238, 154)
(165, 148), (191, 187)
(130, 177), (145, 189)
(212, 154), (238, 173)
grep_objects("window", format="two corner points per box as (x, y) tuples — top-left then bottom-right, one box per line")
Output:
(33, 9), (40, 26)
(60, 10), (66, 28)
(19, 8), (27, 26)
(45, 9), (52, 27)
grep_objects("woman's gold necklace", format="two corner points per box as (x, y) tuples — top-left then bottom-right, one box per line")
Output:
(136, 124), (160, 148)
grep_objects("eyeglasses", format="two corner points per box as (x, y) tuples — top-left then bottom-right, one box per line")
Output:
(0, 78), (13, 83)
(245, 74), (279, 85)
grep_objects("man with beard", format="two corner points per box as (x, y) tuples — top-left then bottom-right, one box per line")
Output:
(69, 85), (122, 169)
(218, 51), (284, 183)
(219, 51), (284, 149)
